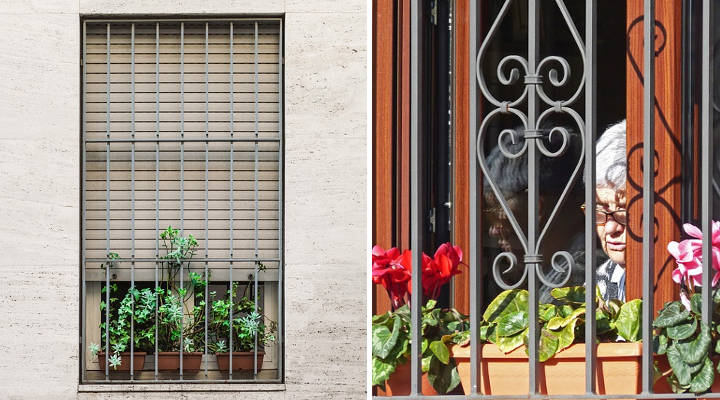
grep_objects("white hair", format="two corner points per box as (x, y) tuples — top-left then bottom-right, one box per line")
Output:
(595, 120), (627, 190)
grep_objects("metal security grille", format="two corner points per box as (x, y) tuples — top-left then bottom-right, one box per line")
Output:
(81, 18), (283, 383)
(375, 0), (718, 399)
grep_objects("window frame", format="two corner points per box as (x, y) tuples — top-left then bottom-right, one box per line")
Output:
(79, 16), (285, 385)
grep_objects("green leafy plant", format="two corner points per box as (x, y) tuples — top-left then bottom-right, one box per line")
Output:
(91, 283), (157, 369)
(202, 281), (277, 354)
(653, 294), (717, 393)
(372, 300), (469, 394)
(477, 286), (642, 361)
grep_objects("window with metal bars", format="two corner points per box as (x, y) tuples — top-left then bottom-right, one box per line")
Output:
(80, 18), (283, 383)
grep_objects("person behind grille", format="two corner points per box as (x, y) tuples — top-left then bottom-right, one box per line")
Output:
(591, 120), (628, 302)
(482, 124), (587, 304)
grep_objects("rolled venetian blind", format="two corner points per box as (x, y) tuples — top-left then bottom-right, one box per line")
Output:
(83, 20), (281, 281)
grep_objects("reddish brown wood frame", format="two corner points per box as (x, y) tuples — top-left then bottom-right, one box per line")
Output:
(372, 0), (682, 317)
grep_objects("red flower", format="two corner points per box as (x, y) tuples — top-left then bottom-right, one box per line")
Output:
(372, 245), (410, 309)
(422, 243), (464, 299)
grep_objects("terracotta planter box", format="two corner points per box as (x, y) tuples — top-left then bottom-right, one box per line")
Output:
(452, 343), (643, 397)
(97, 351), (146, 372)
(379, 361), (439, 396)
(216, 351), (265, 371)
(157, 352), (203, 372)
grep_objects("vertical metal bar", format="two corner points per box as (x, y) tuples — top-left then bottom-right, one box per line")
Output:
(410, 0), (423, 395)
(584, 0), (597, 395)
(527, 0), (540, 394)
(641, 0), (656, 393)
(104, 22), (111, 381)
(468, 0), (480, 395)
(179, 21), (185, 378)
(204, 21), (210, 379)
(276, 18), (284, 383)
(154, 21), (160, 382)
(130, 22), (136, 381)
(253, 20), (260, 378)
(228, 21), (235, 378)
(700, 0), (714, 328)
(81, 20), (88, 383)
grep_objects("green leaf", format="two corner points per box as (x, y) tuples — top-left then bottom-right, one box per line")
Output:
(429, 340), (450, 365)
(558, 305), (574, 318)
(479, 324), (495, 342)
(425, 299), (437, 310)
(615, 299), (642, 342)
(422, 354), (431, 372)
(688, 357), (715, 393)
(547, 308), (585, 330)
(538, 329), (559, 362)
(667, 344), (692, 386)
(653, 332), (668, 355)
(539, 304), (557, 321)
(676, 323), (711, 364)
(483, 289), (528, 323)
(427, 357), (460, 394)
(372, 316), (401, 359)
(550, 286), (586, 304)
(371, 357), (397, 386)
(496, 329), (526, 353)
(666, 318), (697, 341)
(556, 318), (578, 351)
(596, 309), (612, 335)
(691, 293), (703, 315)
(495, 311), (528, 337)
(654, 302), (691, 328)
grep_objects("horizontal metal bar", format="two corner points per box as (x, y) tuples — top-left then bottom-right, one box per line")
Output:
(374, 394), (720, 400)
(82, 378), (283, 384)
(85, 257), (279, 263)
(84, 18), (283, 23)
(85, 137), (280, 143)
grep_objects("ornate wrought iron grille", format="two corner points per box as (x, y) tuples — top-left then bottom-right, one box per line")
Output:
(374, 0), (719, 398)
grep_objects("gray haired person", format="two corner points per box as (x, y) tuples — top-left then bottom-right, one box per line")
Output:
(590, 120), (628, 302)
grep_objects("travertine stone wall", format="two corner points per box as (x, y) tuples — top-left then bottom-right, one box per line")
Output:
(0, 1), (366, 399)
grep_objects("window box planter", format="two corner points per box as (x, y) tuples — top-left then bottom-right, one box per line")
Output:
(379, 361), (439, 396)
(97, 352), (147, 372)
(156, 352), (203, 372)
(452, 343), (643, 397)
(216, 351), (265, 371)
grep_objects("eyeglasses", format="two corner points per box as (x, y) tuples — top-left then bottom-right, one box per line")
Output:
(580, 204), (627, 226)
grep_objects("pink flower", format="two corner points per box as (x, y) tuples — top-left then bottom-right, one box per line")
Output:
(372, 245), (410, 309)
(668, 222), (720, 288)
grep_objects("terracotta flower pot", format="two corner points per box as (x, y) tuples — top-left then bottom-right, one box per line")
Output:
(452, 343), (644, 398)
(97, 351), (146, 372)
(157, 352), (203, 372)
(216, 351), (265, 371)
(378, 361), (439, 396)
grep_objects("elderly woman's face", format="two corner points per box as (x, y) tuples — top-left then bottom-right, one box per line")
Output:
(596, 187), (627, 266)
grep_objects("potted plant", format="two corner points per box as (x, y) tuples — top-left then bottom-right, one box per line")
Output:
(371, 243), (468, 395)
(202, 271), (276, 372)
(652, 221), (720, 394)
(90, 277), (157, 371)
(451, 285), (643, 396)
(154, 226), (204, 372)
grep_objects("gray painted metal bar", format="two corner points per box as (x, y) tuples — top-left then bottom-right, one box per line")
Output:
(409, 0), (423, 395)
(104, 22), (111, 381)
(641, 0), (655, 394)
(700, 0), (714, 330)
(130, 22), (136, 381)
(154, 22), (160, 381)
(376, 394), (720, 400)
(85, 137), (280, 143)
(81, 19), (88, 383)
(84, 378), (284, 384)
(85, 257), (280, 263)
(179, 21), (185, 378)
(253, 20), (260, 378)
(229, 21), (235, 378)
(276, 18), (284, 383)
(526, 0), (540, 394)
(87, 17), (282, 23)
(584, 0), (597, 395)
(204, 21), (210, 378)
(468, 0), (480, 394)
